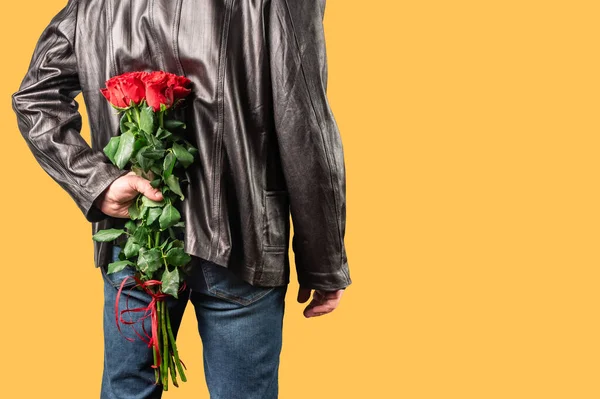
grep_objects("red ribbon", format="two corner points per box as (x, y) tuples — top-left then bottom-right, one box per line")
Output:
(115, 275), (187, 369)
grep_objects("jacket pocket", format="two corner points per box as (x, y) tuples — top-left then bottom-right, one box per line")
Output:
(263, 190), (290, 249)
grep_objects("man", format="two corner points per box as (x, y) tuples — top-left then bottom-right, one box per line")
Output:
(12, 0), (351, 398)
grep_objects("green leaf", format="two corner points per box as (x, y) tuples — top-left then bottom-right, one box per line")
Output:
(164, 119), (186, 130)
(92, 228), (125, 242)
(150, 164), (163, 177)
(159, 238), (171, 250)
(107, 260), (135, 274)
(119, 112), (129, 134)
(133, 136), (147, 156)
(171, 239), (185, 248)
(136, 146), (154, 171)
(124, 121), (138, 130)
(124, 236), (142, 259)
(143, 148), (166, 160)
(156, 127), (173, 141)
(140, 130), (154, 145)
(187, 147), (199, 158)
(114, 131), (135, 169)
(165, 247), (191, 267)
(163, 152), (176, 180)
(173, 221), (185, 227)
(125, 220), (137, 233)
(172, 142), (194, 168)
(165, 174), (184, 200)
(146, 207), (162, 226)
(159, 204), (181, 230)
(160, 267), (180, 298)
(131, 165), (144, 176)
(139, 204), (149, 219)
(142, 196), (166, 208)
(137, 247), (163, 276)
(128, 200), (141, 220)
(133, 225), (149, 245)
(103, 136), (121, 165)
(140, 105), (156, 135)
(150, 178), (162, 188)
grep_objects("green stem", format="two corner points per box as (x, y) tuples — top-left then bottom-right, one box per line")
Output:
(169, 352), (179, 387)
(159, 111), (164, 129)
(152, 344), (159, 385)
(154, 230), (160, 247)
(166, 304), (187, 382)
(155, 298), (163, 385)
(161, 300), (170, 390)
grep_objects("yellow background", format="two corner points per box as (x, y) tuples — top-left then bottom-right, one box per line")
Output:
(2, 1), (599, 398)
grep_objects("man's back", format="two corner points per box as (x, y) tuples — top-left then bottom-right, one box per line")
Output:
(12, 0), (351, 291)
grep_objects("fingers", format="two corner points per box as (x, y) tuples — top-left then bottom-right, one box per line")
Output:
(130, 175), (163, 201)
(297, 287), (312, 303)
(303, 289), (344, 318)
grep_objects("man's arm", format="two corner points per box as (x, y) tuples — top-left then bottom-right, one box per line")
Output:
(266, 0), (352, 292)
(11, 0), (129, 223)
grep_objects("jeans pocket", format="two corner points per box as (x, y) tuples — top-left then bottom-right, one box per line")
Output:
(100, 245), (138, 289)
(200, 260), (276, 306)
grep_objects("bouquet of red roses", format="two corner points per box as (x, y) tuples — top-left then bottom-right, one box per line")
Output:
(91, 70), (197, 390)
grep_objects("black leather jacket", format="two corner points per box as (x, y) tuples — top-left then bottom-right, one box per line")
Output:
(11, 0), (351, 291)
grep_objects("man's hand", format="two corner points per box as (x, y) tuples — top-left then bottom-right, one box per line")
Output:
(297, 287), (345, 318)
(93, 171), (164, 219)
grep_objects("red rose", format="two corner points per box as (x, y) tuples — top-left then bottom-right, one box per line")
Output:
(142, 71), (192, 111)
(100, 71), (146, 109)
(167, 74), (192, 101)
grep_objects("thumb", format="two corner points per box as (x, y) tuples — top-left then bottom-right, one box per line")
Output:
(297, 287), (311, 303)
(131, 176), (164, 201)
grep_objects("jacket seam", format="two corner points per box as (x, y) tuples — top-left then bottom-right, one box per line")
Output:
(260, 0), (267, 47)
(211, 0), (234, 259)
(280, 0), (345, 266)
(72, 0), (84, 102)
(172, 0), (185, 76)
(257, 189), (267, 284)
(149, 0), (166, 71)
(106, 0), (117, 76)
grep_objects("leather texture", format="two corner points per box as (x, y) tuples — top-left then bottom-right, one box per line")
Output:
(11, 0), (351, 290)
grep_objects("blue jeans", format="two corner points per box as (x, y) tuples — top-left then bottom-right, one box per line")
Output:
(100, 245), (288, 399)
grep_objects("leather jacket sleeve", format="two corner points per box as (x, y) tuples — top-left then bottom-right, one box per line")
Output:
(267, 0), (352, 291)
(10, 0), (129, 223)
